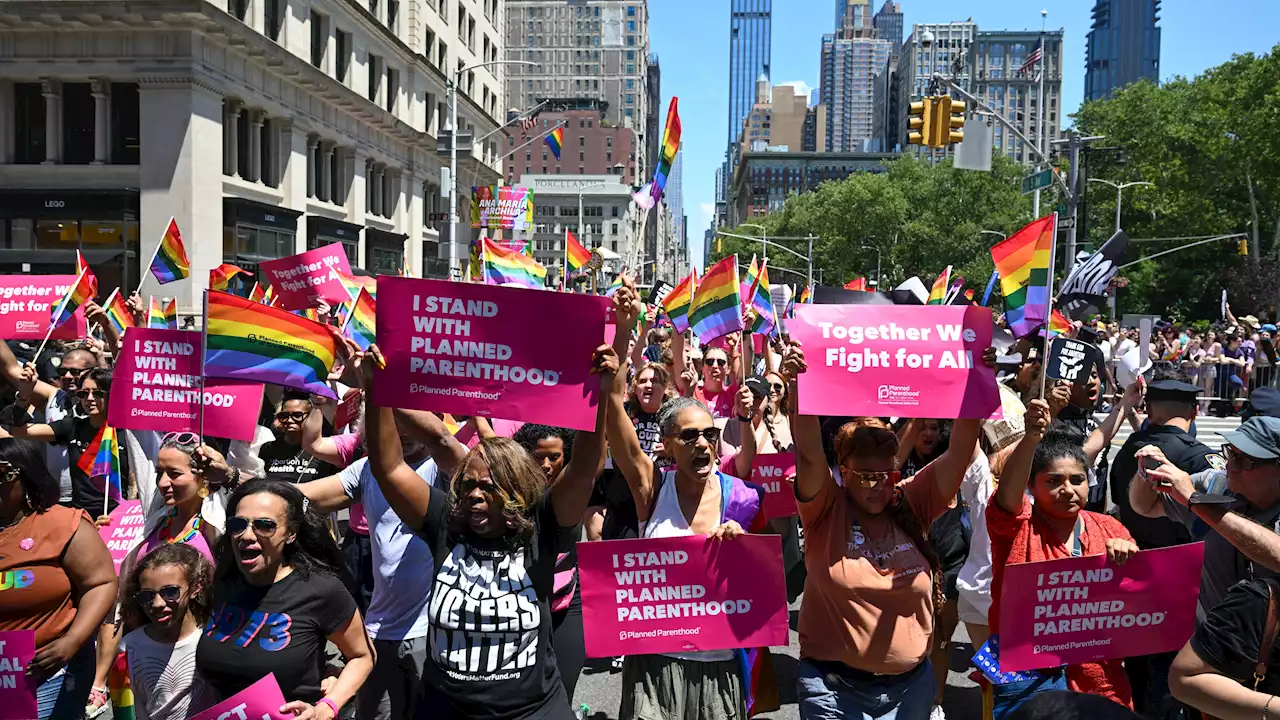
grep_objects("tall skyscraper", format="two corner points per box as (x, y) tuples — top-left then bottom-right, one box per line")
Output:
(821, 34), (892, 152)
(834, 0), (873, 34)
(970, 30), (1065, 164)
(1084, 0), (1161, 101)
(872, 1), (903, 61)
(726, 0), (771, 198)
(668, 153), (685, 261)
(504, 1), (653, 173)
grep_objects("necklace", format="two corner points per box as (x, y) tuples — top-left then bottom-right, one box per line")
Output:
(159, 511), (201, 545)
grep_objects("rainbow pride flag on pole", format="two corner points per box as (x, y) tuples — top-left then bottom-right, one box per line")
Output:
(77, 423), (123, 507)
(248, 282), (268, 304)
(689, 256), (744, 344)
(928, 266), (952, 305)
(102, 289), (134, 335)
(50, 267), (98, 329)
(204, 291), (339, 399)
(565, 229), (591, 275)
(992, 214), (1056, 338)
(76, 249), (90, 278)
(647, 98), (682, 204)
(744, 259), (776, 336)
(661, 270), (697, 334)
(148, 218), (190, 284)
(209, 263), (247, 292)
(343, 288), (377, 351)
(481, 237), (547, 289)
(545, 126), (564, 160)
(149, 297), (177, 329)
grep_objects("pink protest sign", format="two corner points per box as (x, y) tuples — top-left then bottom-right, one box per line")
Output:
(259, 243), (354, 311)
(0, 275), (87, 341)
(107, 328), (262, 442)
(790, 304), (999, 419)
(998, 542), (1205, 672)
(98, 500), (145, 574)
(373, 277), (609, 431)
(752, 453), (797, 519)
(0, 630), (36, 720)
(576, 534), (789, 658)
(188, 673), (290, 720)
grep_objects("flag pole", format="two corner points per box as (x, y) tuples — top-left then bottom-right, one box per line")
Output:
(136, 222), (169, 296)
(1037, 213), (1060, 400)
(198, 290), (209, 441)
(34, 268), (89, 363)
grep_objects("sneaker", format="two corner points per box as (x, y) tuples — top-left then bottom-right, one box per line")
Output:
(85, 687), (110, 719)
(930, 705), (946, 720)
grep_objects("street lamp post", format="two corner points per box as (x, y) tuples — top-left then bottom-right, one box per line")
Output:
(739, 223), (767, 263)
(859, 245), (881, 288)
(448, 60), (537, 279)
(979, 230), (1007, 245)
(715, 231), (817, 290)
(1087, 179), (1154, 233)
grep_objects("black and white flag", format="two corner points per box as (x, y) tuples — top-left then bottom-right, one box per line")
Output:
(1057, 230), (1128, 320)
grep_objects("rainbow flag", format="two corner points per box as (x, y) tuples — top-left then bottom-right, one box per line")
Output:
(604, 274), (624, 297)
(50, 267), (98, 329)
(204, 291), (339, 399)
(209, 263), (247, 292)
(108, 651), (135, 720)
(1048, 309), (1073, 337)
(745, 260), (776, 336)
(103, 289), (134, 335)
(77, 423), (123, 503)
(149, 297), (177, 329)
(76, 249), (90, 278)
(661, 270), (697, 334)
(343, 288), (377, 351)
(565, 229), (591, 274)
(928, 266), (952, 305)
(148, 218), (190, 284)
(740, 256), (760, 304)
(648, 98), (682, 203)
(545, 126), (564, 160)
(689, 256), (744, 343)
(992, 214), (1056, 338)
(481, 237), (547, 289)
(339, 273), (377, 302)
(333, 301), (352, 328)
(248, 282), (267, 304)
(798, 285), (812, 305)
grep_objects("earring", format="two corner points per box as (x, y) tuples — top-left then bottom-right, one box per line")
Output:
(197, 484), (209, 499)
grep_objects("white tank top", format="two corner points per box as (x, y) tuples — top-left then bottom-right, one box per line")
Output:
(640, 472), (735, 662)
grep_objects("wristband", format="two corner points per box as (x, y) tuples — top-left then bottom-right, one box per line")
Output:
(737, 415), (751, 423)
(316, 698), (339, 717)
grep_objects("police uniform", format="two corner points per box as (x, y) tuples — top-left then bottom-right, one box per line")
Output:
(1109, 379), (1227, 550)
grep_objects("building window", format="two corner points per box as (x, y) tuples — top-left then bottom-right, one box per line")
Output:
(110, 83), (140, 165)
(310, 11), (326, 68)
(335, 30), (351, 82)
(229, 0), (248, 22)
(388, 0), (399, 31)
(368, 54), (383, 103)
(62, 83), (94, 164)
(386, 67), (399, 113)
(265, 0), (284, 41)
(13, 83), (44, 164)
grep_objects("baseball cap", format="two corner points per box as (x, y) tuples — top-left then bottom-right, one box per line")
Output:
(1244, 387), (1280, 420)
(1220, 416), (1280, 461)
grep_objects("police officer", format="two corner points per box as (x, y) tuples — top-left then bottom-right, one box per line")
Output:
(1110, 370), (1225, 720)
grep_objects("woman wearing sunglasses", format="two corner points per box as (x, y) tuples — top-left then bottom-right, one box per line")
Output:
(358, 337), (615, 720)
(196, 480), (373, 719)
(0, 438), (118, 720)
(783, 340), (992, 720)
(121, 543), (216, 720)
(259, 394), (338, 484)
(989, 401), (1137, 716)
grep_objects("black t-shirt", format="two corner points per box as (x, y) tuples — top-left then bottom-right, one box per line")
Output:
(50, 416), (127, 514)
(1191, 579), (1280, 694)
(417, 489), (575, 720)
(259, 439), (337, 484)
(1110, 424), (1221, 549)
(196, 570), (355, 706)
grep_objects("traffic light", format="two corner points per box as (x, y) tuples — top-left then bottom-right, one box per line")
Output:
(1240, 238), (1250, 256)
(907, 97), (933, 146)
(927, 97), (967, 146)
(946, 98), (966, 145)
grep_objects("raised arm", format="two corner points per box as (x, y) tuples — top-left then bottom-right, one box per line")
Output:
(0, 343), (56, 405)
(301, 396), (349, 467)
(394, 408), (467, 475)
(994, 399), (1051, 514)
(549, 345), (616, 527)
(895, 419), (920, 470)
(355, 343), (431, 532)
(298, 473), (356, 514)
(732, 385), (759, 480)
(782, 340), (829, 502)
(928, 347), (998, 497)
(606, 280), (657, 515)
(1085, 381), (1141, 465)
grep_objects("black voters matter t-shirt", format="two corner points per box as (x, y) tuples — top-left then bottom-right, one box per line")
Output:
(258, 439), (337, 484)
(1191, 578), (1280, 695)
(416, 489), (576, 720)
(51, 416), (126, 515)
(195, 570), (356, 706)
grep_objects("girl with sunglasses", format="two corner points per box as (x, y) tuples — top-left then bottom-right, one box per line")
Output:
(783, 340), (992, 720)
(121, 543), (216, 720)
(989, 400), (1137, 716)
(0, 438), (118, 720)
(358, 338), (615, 720)
(197, 480), (373, 719)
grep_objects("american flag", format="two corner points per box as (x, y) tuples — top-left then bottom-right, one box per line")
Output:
(1018, 39), (1043, 76)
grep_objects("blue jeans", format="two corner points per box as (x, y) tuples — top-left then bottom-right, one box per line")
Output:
(35, 639), (96, 720)
(990, 668), (1068, 720)
(797, 658), (935, 720)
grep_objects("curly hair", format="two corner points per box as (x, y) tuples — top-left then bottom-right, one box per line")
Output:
(122, 543), (214, 630)
(513, 424), (577, 462)
(213, 479), (344, 583)
(447, 438), (547, 547)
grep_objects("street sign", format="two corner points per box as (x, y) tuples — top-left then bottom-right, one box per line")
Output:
(1021, 168), (1054, 195)
(1057, 216), (1077, 230)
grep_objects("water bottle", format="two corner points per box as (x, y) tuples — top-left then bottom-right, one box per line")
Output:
(575, 704), (590, 720)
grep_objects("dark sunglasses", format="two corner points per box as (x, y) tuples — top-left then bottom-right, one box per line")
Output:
(1224, 444), (1277, 471)
(75, 389), (106, 399)
(703, 358), (728, 367)
(60, 366), (92, 377)
(275, 411), (307, 422)
(134, 585), (184, 606)
(227, 516), (280, 536)
(844, 469), (901, 488)
(162, 432), (200, 445)
(768, 383), (786, 392)
(673, 427), (721, 446)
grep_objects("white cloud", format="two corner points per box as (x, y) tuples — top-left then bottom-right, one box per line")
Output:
(777, 80), (813, 99)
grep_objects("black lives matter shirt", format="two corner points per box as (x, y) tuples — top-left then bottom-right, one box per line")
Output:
(195, 570), (356, 706)
(416, 490), (575, 720)
(258, 439), (337, 484)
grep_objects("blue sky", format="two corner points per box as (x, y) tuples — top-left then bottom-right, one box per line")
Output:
(649, 0), (1280, 270)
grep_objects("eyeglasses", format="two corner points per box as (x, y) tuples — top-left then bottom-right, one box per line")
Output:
(843, 469), (901, 488)
(162, 432), (200, 445)
(673, 427), (721, 446)
(75, 389), (106, 400)
(227, 516), (280, 537)
(768, 383), (786, 392)
(275, 411), (307, 422)
(703, 358), (728, 367)
(60, 366), (91, 378)
(1224, 444), (1277, 471)
(134, 585), (184, 606)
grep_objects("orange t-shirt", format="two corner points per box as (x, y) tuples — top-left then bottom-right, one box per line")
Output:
(0, 505), (88, 649)
(797, 463), (949, 674)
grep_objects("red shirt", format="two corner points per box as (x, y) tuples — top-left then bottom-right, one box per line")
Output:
(987, 497), (1135, 708)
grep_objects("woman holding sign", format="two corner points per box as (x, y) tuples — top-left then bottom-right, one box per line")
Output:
(988, 400), (1138, 716)
(0, 438), (118, 720)
(782, 339), (993, 720)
